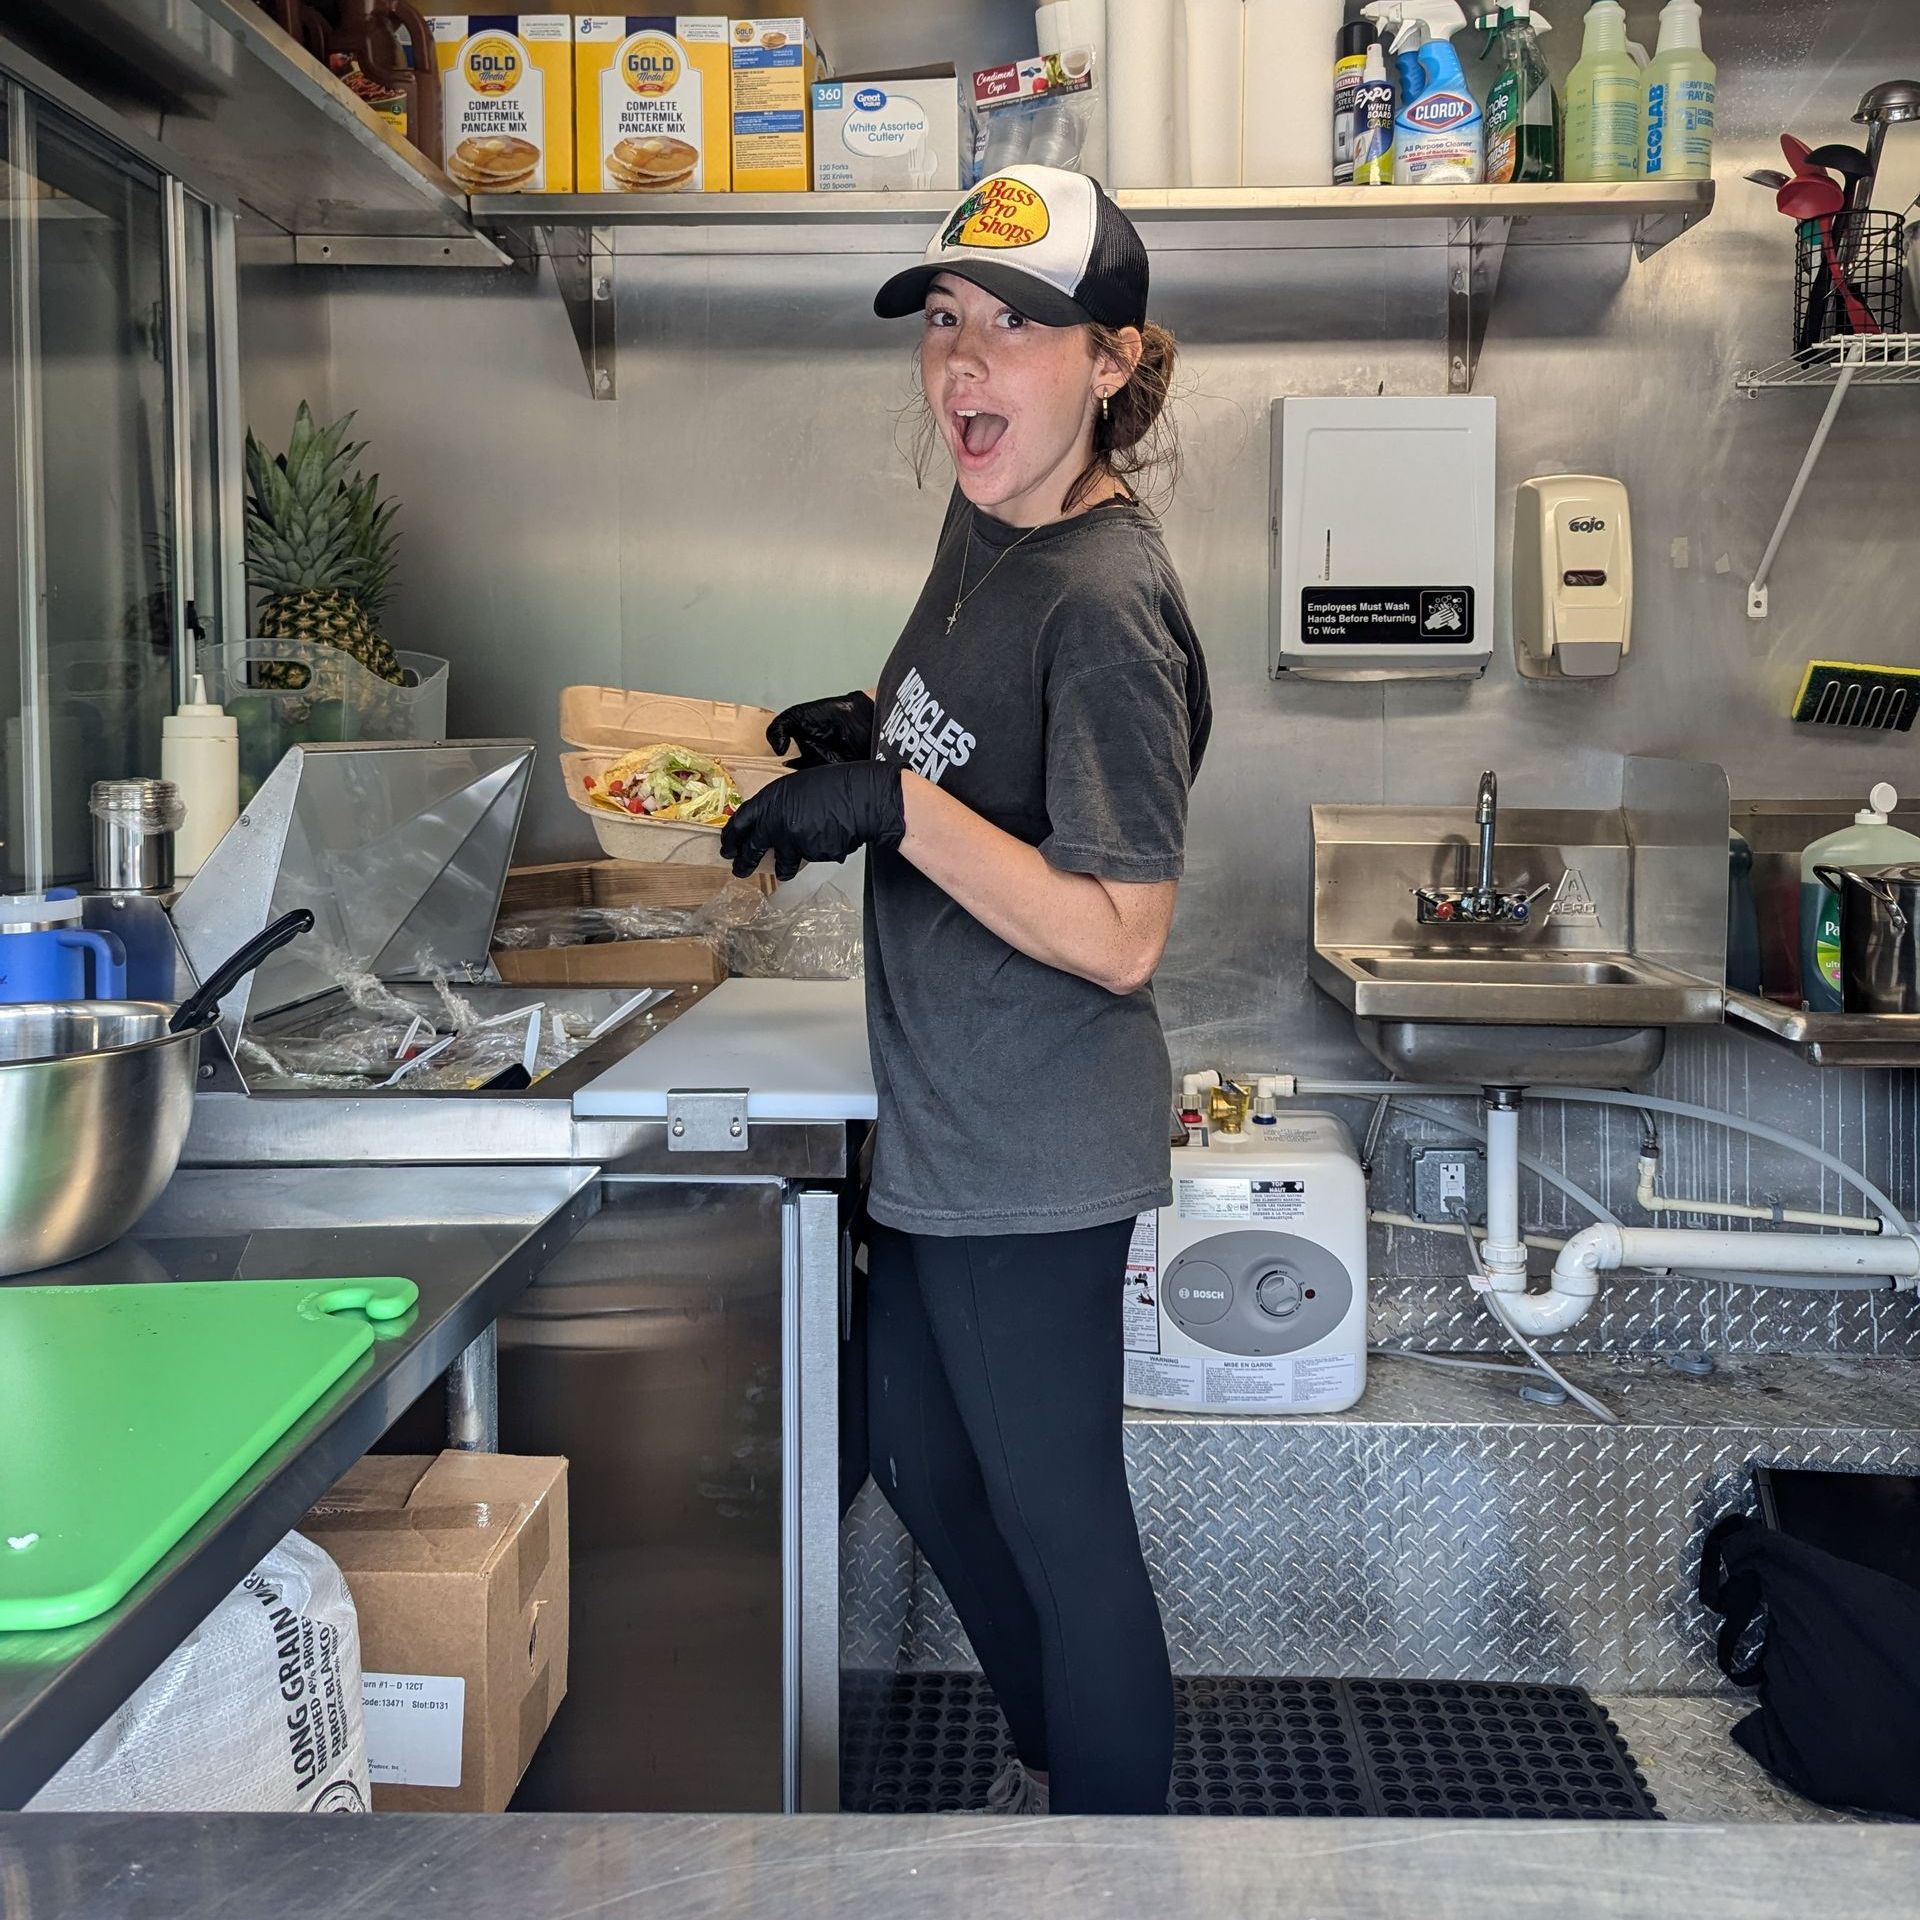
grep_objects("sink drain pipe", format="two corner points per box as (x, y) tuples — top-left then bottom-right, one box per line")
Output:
(1465, 1087), (1920, 1335)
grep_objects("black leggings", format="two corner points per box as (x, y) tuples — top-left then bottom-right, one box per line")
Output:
(864, 1218), (1174, 1815)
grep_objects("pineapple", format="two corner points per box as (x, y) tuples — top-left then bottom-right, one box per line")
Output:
(245, 404), (406, 687)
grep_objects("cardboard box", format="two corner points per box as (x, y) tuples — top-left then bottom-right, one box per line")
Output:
(493, 935), (726, 986)
(302, 1453), (569, 1813)
(811, 67), (960, 192)
(576, 15), (730, 193)
(492, 857), (768, 986)
(729, 17), (823, 192)
(498, 857), (773, 917)
(428, 14), (574, 193)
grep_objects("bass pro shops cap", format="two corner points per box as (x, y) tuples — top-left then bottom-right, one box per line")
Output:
(874, 166), (1150, 331)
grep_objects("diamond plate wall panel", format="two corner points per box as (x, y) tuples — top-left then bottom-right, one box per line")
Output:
(840, 1359), (1920, 1692)
(1350, 1026), (1920, 1361)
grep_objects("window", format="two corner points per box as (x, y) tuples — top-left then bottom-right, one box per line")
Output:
(1, 78), (234, 891)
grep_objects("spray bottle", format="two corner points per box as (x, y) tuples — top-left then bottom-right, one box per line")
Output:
(1352, 36), (1396, 184)
(1361, 0), (1485, 186)
(1642, 0), (1715, 179)
(1565, 0), (1641, 181)
(1477, 1), (1559, 183)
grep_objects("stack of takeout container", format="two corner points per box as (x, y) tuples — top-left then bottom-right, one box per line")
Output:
(559, 684), (792, 867)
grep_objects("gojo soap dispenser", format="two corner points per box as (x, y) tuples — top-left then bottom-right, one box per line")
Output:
(1513, 474), (1633, 679)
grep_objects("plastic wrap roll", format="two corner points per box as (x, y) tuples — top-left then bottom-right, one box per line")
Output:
(1242, 0), (1342, 185)
(1036, 0), (1111, 183)
(1182, 0), (1245, 188)
(1106, 0), (1178, 187)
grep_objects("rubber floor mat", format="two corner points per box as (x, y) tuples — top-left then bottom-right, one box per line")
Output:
(840, 1671), (1661, 1820)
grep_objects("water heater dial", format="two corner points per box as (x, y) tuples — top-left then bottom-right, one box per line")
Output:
(1256, 1270), (1305, 1319)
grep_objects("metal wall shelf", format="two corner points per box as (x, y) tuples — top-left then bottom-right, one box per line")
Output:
(6, 0), (504, 262)
(1737, 332), (1920, 617)
(475, 180), (1712, 250)
(477, 182), (1713, 400)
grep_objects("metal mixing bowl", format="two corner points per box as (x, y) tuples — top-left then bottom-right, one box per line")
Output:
(0, 1002), (202, 1277)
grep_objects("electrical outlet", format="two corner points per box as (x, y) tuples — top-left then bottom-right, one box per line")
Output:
(1411, 1145), (1487, 1224)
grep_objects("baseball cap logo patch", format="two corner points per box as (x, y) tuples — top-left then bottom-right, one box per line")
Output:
(943, 176), (1050, 251)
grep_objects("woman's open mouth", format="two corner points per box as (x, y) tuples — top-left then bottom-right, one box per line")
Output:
(952, 407), (1009, 465)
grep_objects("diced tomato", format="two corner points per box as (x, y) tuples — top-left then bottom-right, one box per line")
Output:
(583, 774), (597, 789)
(626, 795), (644, 813)
(608, 778), (626, 796)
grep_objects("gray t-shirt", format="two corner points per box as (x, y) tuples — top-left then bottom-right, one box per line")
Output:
(864, 491), (1210, 1238)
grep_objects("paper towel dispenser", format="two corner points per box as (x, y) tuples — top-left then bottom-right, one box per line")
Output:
(1513, 474), (1633, 679)
(1269, 395), (1497, 682)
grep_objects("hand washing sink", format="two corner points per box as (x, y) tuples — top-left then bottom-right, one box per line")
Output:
(1346, 955), (1645, 988)
(1311, 945), (1723, 1027)
(1309, 759), (1731, 1088)
(1351, 1017), (1668, 1087)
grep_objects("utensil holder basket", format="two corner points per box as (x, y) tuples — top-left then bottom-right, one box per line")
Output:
(1794, 210), (1906, 346)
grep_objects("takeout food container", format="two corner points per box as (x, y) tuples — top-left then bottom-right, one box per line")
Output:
(559, 684), (793, 867)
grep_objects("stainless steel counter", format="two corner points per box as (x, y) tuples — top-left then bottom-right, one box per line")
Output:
(0, 1163), (600, 1809)
(4, 1811), (1918, 1918)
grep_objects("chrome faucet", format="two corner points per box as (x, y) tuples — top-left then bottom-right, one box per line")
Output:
(1416, 769), (1539, 926)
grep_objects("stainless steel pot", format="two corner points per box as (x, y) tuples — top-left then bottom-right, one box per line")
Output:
(1815, 862), (1920, 1015)
(0, 910), (313, 1276)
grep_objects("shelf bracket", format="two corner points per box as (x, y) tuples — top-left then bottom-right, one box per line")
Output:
(543, 225), (617, 401)
(1447, 215), (1511, 395)
(1746, 361), (1859, 619)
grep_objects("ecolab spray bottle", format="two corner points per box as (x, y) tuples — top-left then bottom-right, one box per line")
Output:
(1362, 0), (1485, 185)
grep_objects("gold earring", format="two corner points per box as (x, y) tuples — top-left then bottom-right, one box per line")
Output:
(1100, 391), (1110, 421)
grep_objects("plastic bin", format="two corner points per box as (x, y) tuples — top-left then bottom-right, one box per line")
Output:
(201, 640), (449, 803)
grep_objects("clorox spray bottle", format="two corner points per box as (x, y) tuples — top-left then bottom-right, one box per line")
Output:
(1362, 0), (1485, 185)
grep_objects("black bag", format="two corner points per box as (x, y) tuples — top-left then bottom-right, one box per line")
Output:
(1699, 1510), (1920, 1819)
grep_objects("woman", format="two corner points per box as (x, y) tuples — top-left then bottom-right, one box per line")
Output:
(722, 166), (1209, 1818)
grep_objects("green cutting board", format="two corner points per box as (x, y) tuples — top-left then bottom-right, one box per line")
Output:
(0, 1277), (418, 1632)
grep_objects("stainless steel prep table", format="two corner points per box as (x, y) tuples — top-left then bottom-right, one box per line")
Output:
(5, 1811), (1919, 1919)
(0, 1163), (600, 1809)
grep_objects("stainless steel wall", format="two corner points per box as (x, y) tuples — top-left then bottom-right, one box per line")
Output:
(237, 0), (1920, 1335)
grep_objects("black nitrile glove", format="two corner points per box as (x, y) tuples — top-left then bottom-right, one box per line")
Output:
(721, 762), (906, 882)
(766, 691), (875, 767)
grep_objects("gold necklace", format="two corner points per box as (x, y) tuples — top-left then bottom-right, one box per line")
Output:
(946, 516), (1042, 635)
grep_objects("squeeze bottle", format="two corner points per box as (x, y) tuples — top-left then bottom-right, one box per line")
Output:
(1565, 0), (1641, 182)
(1641, 0), (1715, 180)
(1798, 785), (1920, 1013)
(162, 673), (240, 877)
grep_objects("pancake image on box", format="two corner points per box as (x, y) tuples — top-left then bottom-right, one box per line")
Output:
(448, 132), (541, 190)
(609, 133), (700, 188)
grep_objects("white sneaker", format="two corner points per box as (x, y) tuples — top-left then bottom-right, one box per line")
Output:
(984, 1757), (1050, 1814)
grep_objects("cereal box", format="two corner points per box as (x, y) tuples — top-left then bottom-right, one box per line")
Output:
(729, 17), (824, 193)
(576, 17), (730, 194)
(428, 15), (573, 194)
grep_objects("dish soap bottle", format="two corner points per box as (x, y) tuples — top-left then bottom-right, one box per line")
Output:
(1565, 0), (1641, 181)
(1479, 1), (1559, 183)
(1362, 0), (1485, 186)
(162, 673), (240, 877)
(1641, 0), (1715, 179)
(1798, 784), (1920, 1013)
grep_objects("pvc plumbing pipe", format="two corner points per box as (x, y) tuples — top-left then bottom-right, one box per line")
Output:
(1633, 1156), (1879, 1234)
(1285, 1079), (1912, 1238)
(1550, 1223), (1920, 1293)
(1481, 1095), (1528, 1283)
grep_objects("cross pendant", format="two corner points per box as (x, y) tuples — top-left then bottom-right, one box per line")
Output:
(945, 603), (961, 635)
